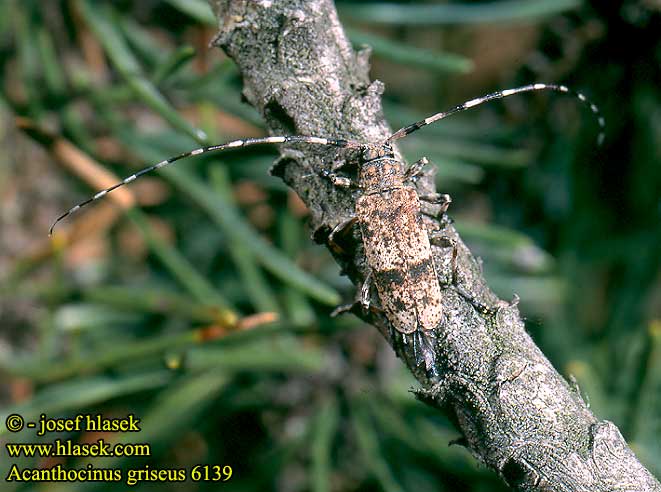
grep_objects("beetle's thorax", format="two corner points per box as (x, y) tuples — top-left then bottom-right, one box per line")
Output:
(359, 144), (405, 194)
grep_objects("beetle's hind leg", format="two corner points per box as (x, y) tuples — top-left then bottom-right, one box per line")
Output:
(429, 232), (499, 316)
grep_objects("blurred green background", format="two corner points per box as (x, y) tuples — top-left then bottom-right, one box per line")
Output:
(0, 0), (658, 490)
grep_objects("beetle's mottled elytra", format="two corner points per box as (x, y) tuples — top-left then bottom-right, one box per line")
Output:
(50, 83), (604, 368)
(356, 182), (447, 335)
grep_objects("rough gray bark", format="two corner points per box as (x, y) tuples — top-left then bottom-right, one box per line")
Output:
(208, 1), (660, 490)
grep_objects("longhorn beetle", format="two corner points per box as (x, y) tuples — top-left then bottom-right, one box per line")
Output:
(49, 84), (604, 374)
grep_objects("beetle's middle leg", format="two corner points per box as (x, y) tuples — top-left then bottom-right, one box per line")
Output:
(327, 215), (358, 255)
(419, 186), (455, 286)
(326, 214), (381, 317)
(410, 163), (499, 315)
(331, 269), (381, 317)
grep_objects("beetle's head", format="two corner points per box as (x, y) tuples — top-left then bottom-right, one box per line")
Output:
(361, 143), (394, 162)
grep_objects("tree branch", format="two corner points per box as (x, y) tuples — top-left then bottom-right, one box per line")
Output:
(208, 0), (660, 490)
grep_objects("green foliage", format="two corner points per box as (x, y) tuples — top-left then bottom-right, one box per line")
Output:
(0, 0), (658, 490)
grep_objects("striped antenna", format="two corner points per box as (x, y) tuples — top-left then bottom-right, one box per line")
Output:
(49, 135), (359, 235)
(50, 83), (605, 236)
(386, 83), (605, 146)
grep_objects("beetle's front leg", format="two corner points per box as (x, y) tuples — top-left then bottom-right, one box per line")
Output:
(404, 156), (430, 182)
(320, 169), (360, 189)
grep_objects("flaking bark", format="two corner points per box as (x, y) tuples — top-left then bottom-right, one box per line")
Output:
(208, 1), (660, 490)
